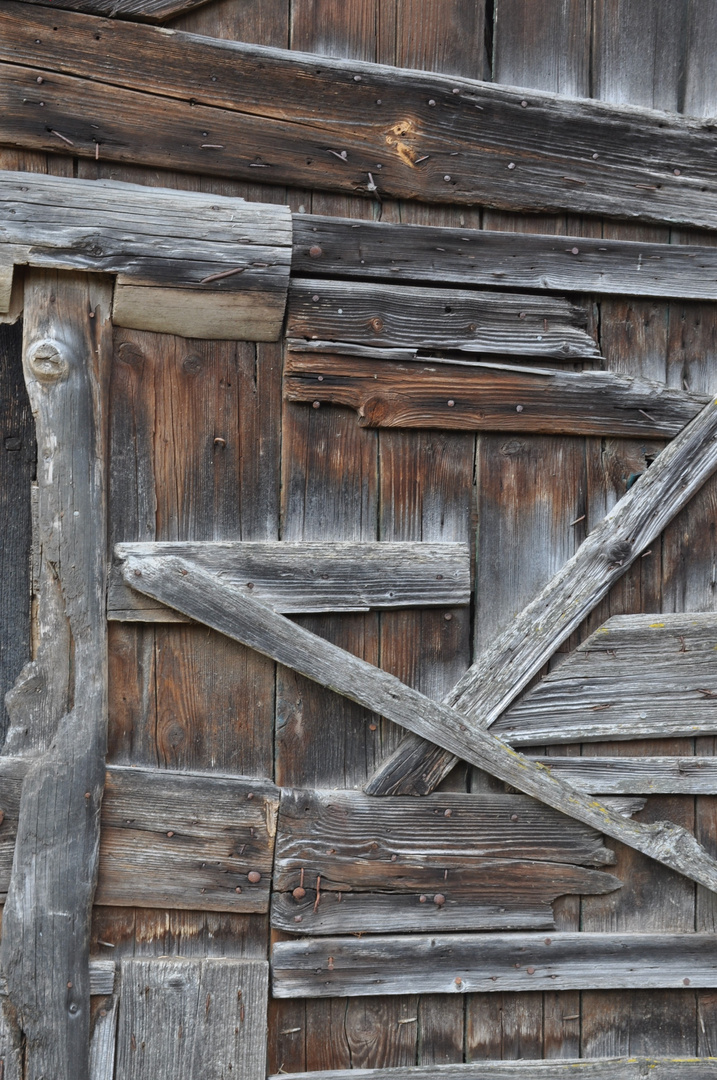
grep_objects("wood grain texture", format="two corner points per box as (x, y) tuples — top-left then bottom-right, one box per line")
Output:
(293, 215), (717, 299)
(122, 552), (717, 893)
(287, 280), (598, 359)
(284, 353), (707, 437)
(0, 171), (292, 340)
(4, 3), (717, 226)
(367, 395), (717, 796)
(0, 270), (111, 1080)
(269, 1060), (717, 1080)
(109, 540), (470, 619)
(271, 932), (717, 997)
(525, 756), (717, 793)
(15, 0), (215, 24)
(114, 958), (268, 1080)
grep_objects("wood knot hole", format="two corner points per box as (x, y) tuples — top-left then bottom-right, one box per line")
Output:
(28, 340), (68, 383)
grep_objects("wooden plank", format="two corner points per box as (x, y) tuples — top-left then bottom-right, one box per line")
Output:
(366, 394), (717, 797)
(89, 991), (119, 1080)
(0, 270), (112, 1080)
(284, 353), (707, 437)
(269, 1061), (717, 1080)
(525, 757), (717, 794)
(15, 0), (215, 24)
(114, 958), (268, 1080)
(0, 171), (292, 341)
(292, 215), (717, 300)
(121, 551), (717, 893)
(287, 280), (598, 359)
(109, 540), (471, 620)
(270, 788), (620, 934)
(272, 932), (717, 997)
(494, 613), (717, 744)
(4, 4), (717, 227)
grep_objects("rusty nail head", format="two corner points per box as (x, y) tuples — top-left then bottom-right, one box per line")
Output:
(419, 895), (427, 903)
(684, 978), (691, 985)
(312, 294), (320, 302)
(527, 967), (535, 975)
(511, 814), (519, 822)
(84, 791), (91, 799)
(248, 871), (261, 884)
(443, 174), (451, 182)
(294, 915), (303, 922)
(37, 76), (44, 83)
(376, 99), (382, 105)
(444, 809), (452, 817)
(428, 99), (436, 106)
(571, 247), (579, 254)
(354, 75), (361, 81)
(134, 568), (142, 577)
(167, 831), (174, 837)
(453, 88), (460, 94)
(521, 99), (528, 107)
(444, 612), (453, 621)
(455, 976), (462, 985)
(293, 886), (306, 900)
(235, 887), (242, 893)
(434, 893), (445, 905)
(516, 405), (524, 412)
(447, 399), (455, 407)
(309, 245), (323, 258)
(312, 401), (320, 409)
(369, 722), (377, 731)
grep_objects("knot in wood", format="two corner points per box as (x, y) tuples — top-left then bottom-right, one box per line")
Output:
(369, 317), (384, 334)
(607, 540), (633, 567)
(28, 339), (69, 383)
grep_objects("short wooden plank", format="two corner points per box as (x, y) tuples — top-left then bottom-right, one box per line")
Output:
(269, 1059), (717, 1079)
(115, 958), (268, 1080)
(366, 395), (717, 797)
(284, 353), (707, 437)
(89, 991), (119, 1080)
(110, 540), (470, 620)
(1, 957), (117, 997)
(121, 549), (717, 894)
(524, 757), (717, 794)
(0, 171), (291, 340)
(288, 280), (598, 359)
(494, 613), (717, 745)
(4, 4), (717, 227)
(271, 933), (717, 998)
(16, 0), (214, 24)
(293, 215), (717, 299)
(271, 788), (620, 934)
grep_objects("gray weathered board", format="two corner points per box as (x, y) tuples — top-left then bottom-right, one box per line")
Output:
(0, 171), (292, 340)
(270, 1060), (717, 1080)
(293, 214), (717, 299)
(0, 760), (279, 913)
(114, 958), (268, 1080)
(6, 3), (717, 229)
(110, 540), (470, 621)
(494, 613), (717, 745)
(0, 961), (115, 998)
(284, 353), (708, 438)
(288, 279), (598, 359)
(14, 0), (213, 23)
(271, 788), (621, 935)
(524, 757), (717, 794)
(271, 932), (717, 998)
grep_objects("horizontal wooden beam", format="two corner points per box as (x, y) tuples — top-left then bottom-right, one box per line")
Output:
(0, 960), (114, 997)
(526, 757), (717, 793)
(495, 613), (717, 745)
(293, 215), (717, 299)
(270, 1058), (717, 1079)
(284, 353), (707, 438)
(271, 932), (717, 997)
(3, 3), (717, 228)
(0, 171), (292, 341)
(288, 280), (598, 360)
(16, 0), (214, 24)
(367, 397), (717, 797)
(0, 761), (280, 913)
(110, 540), (470, 621)
(271, 788), (621, 935)
(121, 550), (717, 894)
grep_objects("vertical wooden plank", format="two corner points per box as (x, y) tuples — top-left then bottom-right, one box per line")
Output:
(115, 958), (268, 1080)
(493, 0), (591, 94)
(0, 270), (112, 1080)
(683, 0), (717, 117)
(592, 0), (689, 109)
(169, 0), (289, 45)
(0, 321), (33, 745)
(395, 0), (486, 78)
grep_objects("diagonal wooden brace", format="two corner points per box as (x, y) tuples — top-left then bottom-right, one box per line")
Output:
(122, 545), (717, 896)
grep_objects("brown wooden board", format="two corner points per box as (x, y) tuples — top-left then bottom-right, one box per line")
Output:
(15, 0), (214, 24)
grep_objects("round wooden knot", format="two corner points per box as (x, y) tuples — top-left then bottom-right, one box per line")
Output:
(292, 886), (306, 900)
(28, 340), (69, 384)
(369, 317), (384, 334)
(309, 245), (323, 258)
(248, 871), (262, 884)
(433, 893), (445, 906)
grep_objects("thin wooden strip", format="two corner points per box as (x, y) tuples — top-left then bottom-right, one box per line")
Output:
(284, 354), (707, 437)
(524, 757), (717, 793)
(0, 960), (113, 997)
(0, 271), (112, 1080)
(109, 540), (470, 620)
(270, 932), (717, 998)
(115, 958), (268, 1080)
(120, 550), (717, 894)
(3, 3), (717, 227)
(269, 1058), (717, 1079)
(366, 396), (717, 797)
(89, 991), (119, 1080)
(293, 215), (717, 299)
(288, 280), (598, 359)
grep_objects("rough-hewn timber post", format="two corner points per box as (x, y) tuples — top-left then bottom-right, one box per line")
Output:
(0, 270), (111, 1080)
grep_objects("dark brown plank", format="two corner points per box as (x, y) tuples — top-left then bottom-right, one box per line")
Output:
(15, 0), (215, 24)
(4, 3), (717, 226)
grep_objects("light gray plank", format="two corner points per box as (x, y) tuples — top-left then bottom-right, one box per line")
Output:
(89, 992), (119, 1080)
(269, 1058), (717, 1079)
(271, 932), (717, 998)
(495, 613), (717, 745)
(110, 540), (470, 620)
(121, 548), (717, 894)
(115, 958), (268, 1080)
(524, 757), (717, 794)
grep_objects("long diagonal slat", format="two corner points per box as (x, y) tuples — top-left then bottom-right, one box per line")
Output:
(366, 395), (717, 796)
(121, 547), (717, 894)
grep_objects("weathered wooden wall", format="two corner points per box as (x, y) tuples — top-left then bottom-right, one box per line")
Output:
(2, 0), (717, 1067)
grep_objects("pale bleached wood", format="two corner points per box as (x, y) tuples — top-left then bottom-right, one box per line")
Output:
(269, 1058), (717, 1079)
(121, 550), (717, 894)
(0, 171), (291, 340)
(366, 395), (717, 797)
(495, 613), (717, 745)
(89, 993), (119, 1080)
(115, 958), (268, 1080)
(270, 932), (717, 998)
(110, 540), (470, 620)
(288, 279), (598, 360)
(524, 757), (717, 794)
(0, 271), (112, 1080)
(293, 214), (717, 299)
